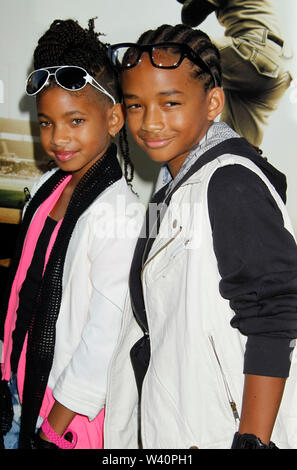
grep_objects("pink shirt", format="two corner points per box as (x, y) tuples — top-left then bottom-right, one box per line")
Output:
(1, 175), (104, 449)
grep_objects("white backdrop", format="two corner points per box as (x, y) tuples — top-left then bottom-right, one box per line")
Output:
(1, 0), (296, 228)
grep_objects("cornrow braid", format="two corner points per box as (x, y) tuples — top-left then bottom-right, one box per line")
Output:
(33, 18), (121, 101)
(33, 18), (134, 184)
(136, 24), (221, 90)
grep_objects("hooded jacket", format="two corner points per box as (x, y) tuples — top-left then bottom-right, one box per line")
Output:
(104, 124), (297, 449)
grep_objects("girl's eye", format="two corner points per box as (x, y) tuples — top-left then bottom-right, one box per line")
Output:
(72, 118), (85, 125)
(164, 101), (181, 107)
(39, 121), (51, 128)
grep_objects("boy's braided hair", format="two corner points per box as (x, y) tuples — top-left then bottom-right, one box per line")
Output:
(33, 18), (134, 183)
(136, 24), (222, 90)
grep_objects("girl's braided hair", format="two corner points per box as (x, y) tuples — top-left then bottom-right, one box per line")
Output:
(135, 24), (222, 91)
(33, 18), (134, 183)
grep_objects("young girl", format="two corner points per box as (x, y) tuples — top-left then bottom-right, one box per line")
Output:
(0, 18), (142, 449)
(104, 24), (297, 449)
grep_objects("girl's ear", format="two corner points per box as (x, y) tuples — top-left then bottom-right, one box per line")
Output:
(108, 103), (125, 137)
(207, 87), (225, 122)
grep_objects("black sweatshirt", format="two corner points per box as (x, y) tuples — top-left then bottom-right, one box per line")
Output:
(208, 164), (297, 377)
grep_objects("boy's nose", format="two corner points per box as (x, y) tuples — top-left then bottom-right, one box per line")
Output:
(141, 107), (164, 132)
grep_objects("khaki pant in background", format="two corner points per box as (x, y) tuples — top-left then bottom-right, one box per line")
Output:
(213, 29), (292, 147)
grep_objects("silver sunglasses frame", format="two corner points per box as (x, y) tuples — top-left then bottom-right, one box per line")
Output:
(25, 65), (116, 105)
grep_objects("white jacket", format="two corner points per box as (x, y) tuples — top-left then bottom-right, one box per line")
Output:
(24, 168), (143, 420)
(104, 153), (297, 449)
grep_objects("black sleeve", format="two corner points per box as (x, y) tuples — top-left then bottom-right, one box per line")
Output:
(181, 0), (217, 26)
(207, 164), (297, 378)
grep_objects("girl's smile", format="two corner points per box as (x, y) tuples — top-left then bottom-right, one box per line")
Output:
(122, 54), (220, 178)
(54, 150), (78, 162)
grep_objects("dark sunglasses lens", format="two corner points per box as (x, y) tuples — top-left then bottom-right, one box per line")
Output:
(114, 46), (140, 68)
(56, 67), (86, 90)
(151, 46), (183, 67)
(26, 70), (49, 94)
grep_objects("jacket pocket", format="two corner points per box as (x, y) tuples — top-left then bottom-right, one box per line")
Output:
(208, 335), (240, 429)
(232, 37), (280, 78)
(250, 48), (279, 78)
(142, 227), (187, 283)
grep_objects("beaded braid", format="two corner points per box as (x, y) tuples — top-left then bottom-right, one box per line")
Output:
(33, 18), (134, 183)
(119, 125), (134, 183)
(136, 24), (222, 90)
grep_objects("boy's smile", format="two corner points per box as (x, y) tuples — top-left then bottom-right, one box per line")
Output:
(122, 54), (215, 178)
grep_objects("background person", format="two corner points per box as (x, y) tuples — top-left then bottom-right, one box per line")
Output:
(176, 0), (292, 148)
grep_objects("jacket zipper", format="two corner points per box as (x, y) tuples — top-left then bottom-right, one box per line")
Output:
(138, 226), (183, 447)
(141, 225), (183, 279)
(136, 226), (183, 335)
(209, 335), (240, 428)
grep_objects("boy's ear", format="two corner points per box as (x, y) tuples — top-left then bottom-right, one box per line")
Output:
(108, 103), (125, 136)
(207, 87), (225, 121)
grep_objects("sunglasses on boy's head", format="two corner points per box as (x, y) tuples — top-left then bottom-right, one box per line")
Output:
(108, 42), (218, 87)
(25, 65), (116, 104)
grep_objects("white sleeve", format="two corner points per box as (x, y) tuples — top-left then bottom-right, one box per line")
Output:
(53, 207), (142, 420)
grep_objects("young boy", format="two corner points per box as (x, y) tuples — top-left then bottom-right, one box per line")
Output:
(104, 24), (297, 449)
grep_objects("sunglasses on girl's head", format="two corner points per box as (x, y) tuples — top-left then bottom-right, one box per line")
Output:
(108, 42), (218, 87)
(25, 65), (116, 104)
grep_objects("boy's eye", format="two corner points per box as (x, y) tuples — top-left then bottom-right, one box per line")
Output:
(125, 103), (141, 111)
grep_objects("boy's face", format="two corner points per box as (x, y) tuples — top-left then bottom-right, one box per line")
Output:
(122, 54), (215, 177)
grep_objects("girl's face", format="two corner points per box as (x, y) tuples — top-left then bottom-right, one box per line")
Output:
(122, 54), (223, 177)
(37, 85), (123, 182)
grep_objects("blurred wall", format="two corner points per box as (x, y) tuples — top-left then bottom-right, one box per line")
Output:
(0, 0), (296, 228)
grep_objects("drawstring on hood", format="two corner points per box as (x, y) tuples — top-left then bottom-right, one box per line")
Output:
(156, 122), (287, 203)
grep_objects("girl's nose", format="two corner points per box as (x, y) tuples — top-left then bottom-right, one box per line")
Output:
(51, 125), (71, 146)
(141, 107), (164, 132)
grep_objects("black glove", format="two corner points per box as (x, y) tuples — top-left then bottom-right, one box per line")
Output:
(231, 432), (278, 449)
(31, 432), (59, 449)
(176, 0), (217, 27)
(31, 429), (75, 449)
